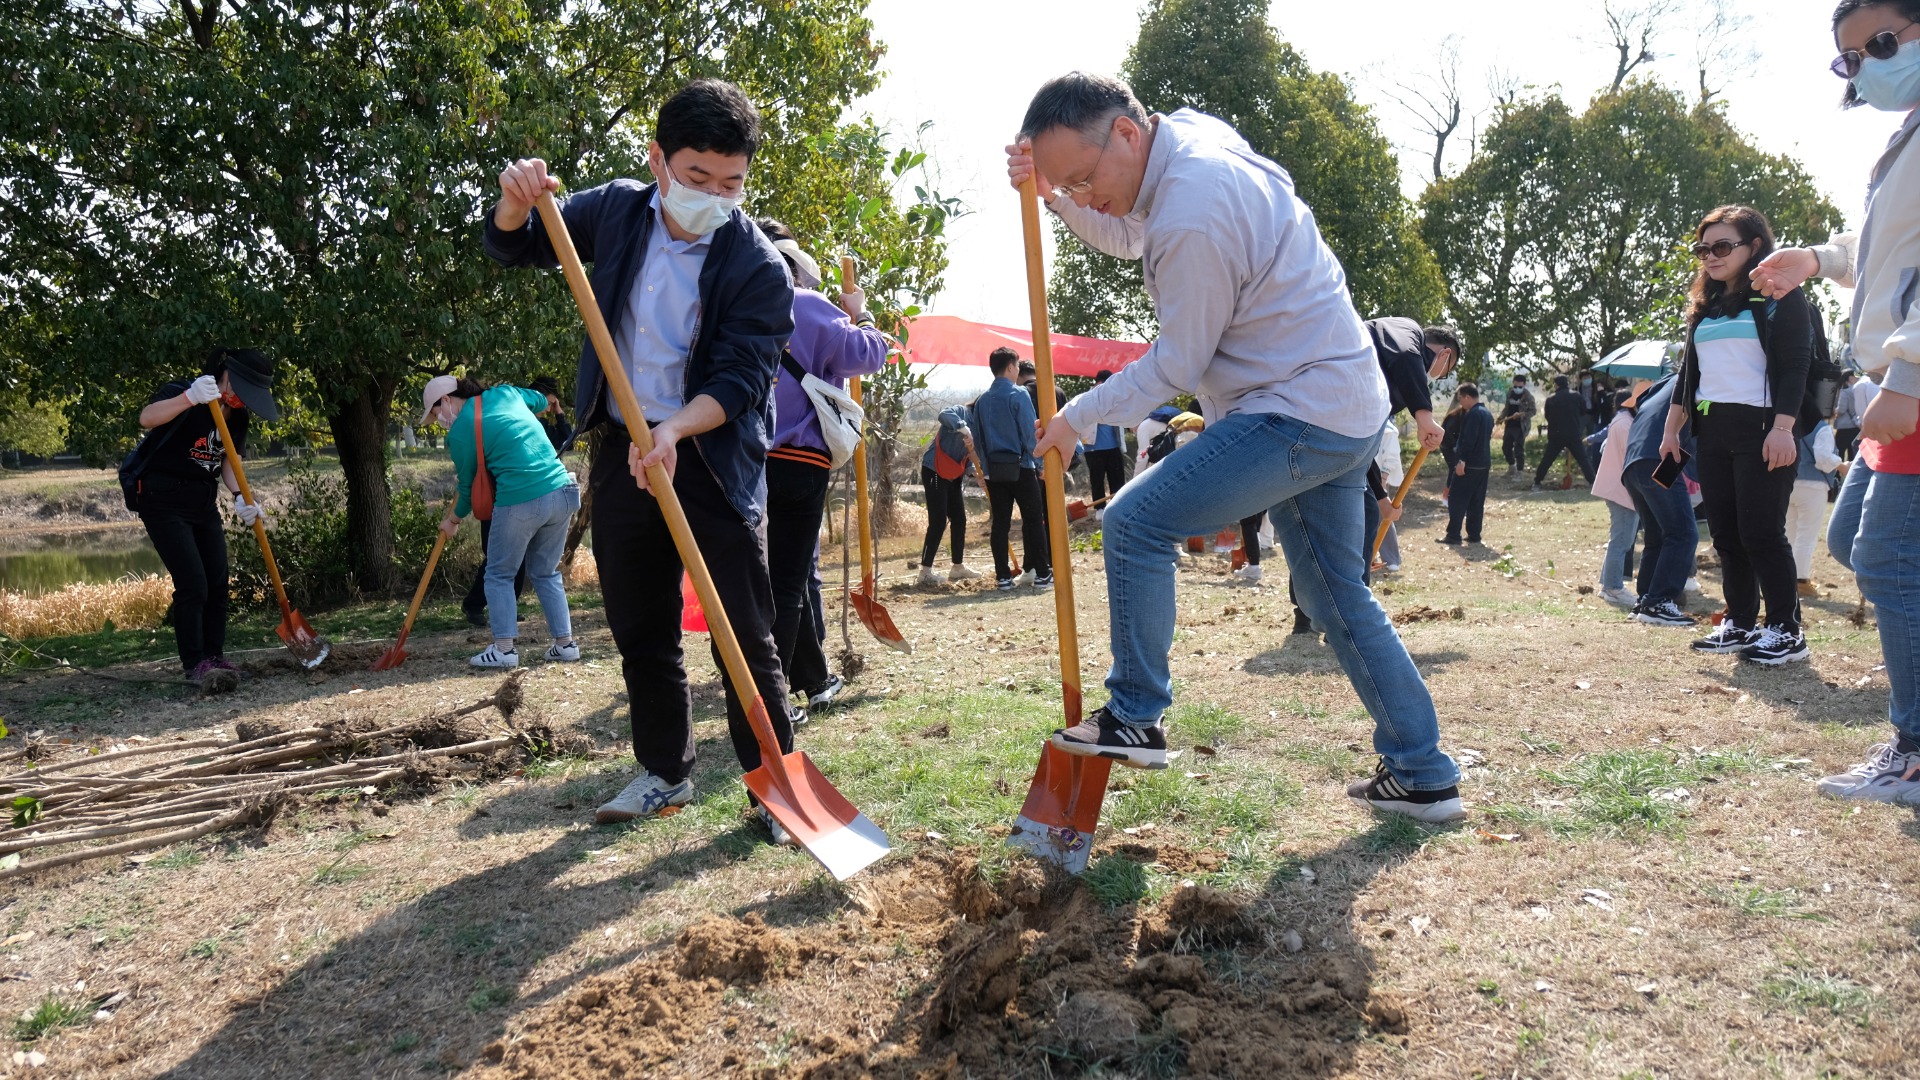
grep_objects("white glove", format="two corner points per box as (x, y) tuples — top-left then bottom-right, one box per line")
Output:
(839, 287), (866, 321)
(184, 375), (221, 405)
(232, 492), (263, 525)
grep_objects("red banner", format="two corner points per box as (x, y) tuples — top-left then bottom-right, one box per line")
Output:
(898, 315), (1149, 376)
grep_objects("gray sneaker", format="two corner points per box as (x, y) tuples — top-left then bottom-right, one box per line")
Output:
(594, 771), (693, 823)
(1816, 742), (1920, 803)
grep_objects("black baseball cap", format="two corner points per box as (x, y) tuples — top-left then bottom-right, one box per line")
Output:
(217, 348), (280, 422)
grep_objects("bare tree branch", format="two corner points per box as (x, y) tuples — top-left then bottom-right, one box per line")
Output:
(1599, 0), (1683, 92)
(1387, 35), (1465, 180)
(1692, 0), (1757, 106)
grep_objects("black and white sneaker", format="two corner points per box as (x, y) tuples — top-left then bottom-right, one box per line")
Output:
(1033, 571), (1054, 590)
(1050, 706), (1168, 769)
(806, 675), (845, 710)
(996, 577), (1017, 591)
(1632, 599), (1693, 627)
(1741, 624), (1809, 666)
(1691, 623), (1760, 654)
(1346, 761), (1466, 824)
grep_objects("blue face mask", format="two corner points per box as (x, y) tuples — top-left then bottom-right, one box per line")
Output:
(1852, 38), (1920, 112)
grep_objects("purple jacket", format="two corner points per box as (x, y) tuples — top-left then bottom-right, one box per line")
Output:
(771, 289), (888, 458)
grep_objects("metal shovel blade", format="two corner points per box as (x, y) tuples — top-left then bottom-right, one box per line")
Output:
(277, 614), (330, 669)
(851, 576), (911, 654)
(744, 748), (891, 881)
(1008, 741), (1112, 874)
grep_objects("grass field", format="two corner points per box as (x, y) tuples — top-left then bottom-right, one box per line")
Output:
(0, 464), (1914, 1079)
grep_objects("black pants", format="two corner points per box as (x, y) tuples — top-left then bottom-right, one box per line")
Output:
(590, 428), (793, 784)
(766, 457), (833, 697)
(1240, 511), (1265, 566)
(1534, 431), (1595, 485)
(139, 478), (229, 673)
(1446, 466), (1490, 542)
(462, 517), (527, 616)
(1695, 404), (1800, 631)
(987, 468), (1050, 580)
(919, 466), (967, 567)
(1836, 425), (1859, 460)
(1502, 421), (1529, 469)
(1085, 447), (1128, 505)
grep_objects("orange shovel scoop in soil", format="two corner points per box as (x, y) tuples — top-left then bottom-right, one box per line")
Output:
(371, 495), (455, 671)
(1006, 177), (1111, 874)
(843, 258), (910, 654)
(1372, 446), (1430, 563)
(208, 404), (330, 669)
(537, 192), (887, 881)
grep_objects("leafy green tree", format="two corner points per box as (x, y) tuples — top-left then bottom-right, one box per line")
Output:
(2, 0), (946, 592)
(1048, 0), (1446, 340)
(1421, 82), (1844, 378)
(0, 393), (69, 462)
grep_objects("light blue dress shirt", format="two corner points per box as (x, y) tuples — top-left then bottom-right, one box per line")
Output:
(609, 192), (711, 424)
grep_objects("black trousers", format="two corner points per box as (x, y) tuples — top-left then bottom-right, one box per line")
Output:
(462, 517), (527, 616)
(1240, 511), (1265, 566)
(1836, 425), (1859, 460)
(765, 457), (832, 697)
(986, 468), (1050, 580)
(1085, 447), (1128, 505)
(1446, 466), (1490, 542)
(590, 429), (793, 784)
(1695, 404), (1800, 631)
(1502, 421), (1529, 469)
(1534, 431), (1595, 484)
(920, 466), (967, 566)
(139, 478), (228, 672)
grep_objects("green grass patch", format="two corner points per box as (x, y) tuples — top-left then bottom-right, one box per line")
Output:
(147, 845), (205, 870)
(1703, 885), (1830, 922)
(12, 993), (94, 1041)
(1487, 746), (1772, 839)
(1168, 701), (1251, 747)
(1761, 970), (1874, 1020)
(466, 981), (515, 1012)
(1083, 854), (1150, 910)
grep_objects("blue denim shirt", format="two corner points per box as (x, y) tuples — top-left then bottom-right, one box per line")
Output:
(970, 377), (1038, 470)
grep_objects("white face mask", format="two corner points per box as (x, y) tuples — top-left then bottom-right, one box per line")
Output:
(1853, 38), (1920, 112)
(659, 160), (743, 236)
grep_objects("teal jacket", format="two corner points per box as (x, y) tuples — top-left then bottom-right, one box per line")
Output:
(446, 386), (571, 518)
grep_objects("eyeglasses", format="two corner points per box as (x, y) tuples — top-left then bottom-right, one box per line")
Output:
(1831, 22), (1916, 78)
(1690, 239), (1749, 259)
(1048, 120), (1117, 202)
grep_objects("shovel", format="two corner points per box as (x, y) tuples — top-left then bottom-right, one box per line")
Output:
(1006, 176), (1110, 874)
(208, 404), (330, 669)
(371, 495), (455, 671)
(1372, 446), (1431, 562)
(536, 191), (887, 881)
(842, 259), (910, 653)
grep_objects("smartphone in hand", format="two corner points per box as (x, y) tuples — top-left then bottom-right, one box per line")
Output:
(1651, 449), (1690, 489)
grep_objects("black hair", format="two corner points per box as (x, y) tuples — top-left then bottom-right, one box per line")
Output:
(1553, 375), (1571, 391)
(451, 377), (487, 399)
(757, 217), (799, 276)
(1422, 325), (1463, 357)
(203, 346), (231, 378)
(1831, 2), (1920, 106)
(989, 347), (1021, 376)
(1512, 372), (1527, 383)
(1019, 71), (1149, 143)
(1017, 359), (1037, 377)
(1457, 381), (1481, 400)
(657, 79), (762, 160)
(1094, 370), (1112, 384)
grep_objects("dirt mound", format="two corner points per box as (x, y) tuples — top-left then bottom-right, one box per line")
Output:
(464, 850), (1392, 1080)
(1391, 604), (1465, 625)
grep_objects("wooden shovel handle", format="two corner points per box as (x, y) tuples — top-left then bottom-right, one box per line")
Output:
(841, 256), (876, 588)
(207, 403), (292, 618)
(1372, 445), (1431, 561)
(397, 495), (456, 643)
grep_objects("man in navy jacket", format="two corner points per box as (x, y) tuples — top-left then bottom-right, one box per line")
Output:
(484, 79), (798, 839)
(970, 347), (1051, 588)
(1440, 383), (1494, 544)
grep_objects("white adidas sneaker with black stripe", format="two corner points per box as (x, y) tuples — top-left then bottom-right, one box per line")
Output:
(1347, 761), (1466, 823)
(1050, 706), (1169, 769)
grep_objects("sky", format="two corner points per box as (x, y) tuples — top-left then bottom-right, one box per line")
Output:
(850, 0), (1906, 346)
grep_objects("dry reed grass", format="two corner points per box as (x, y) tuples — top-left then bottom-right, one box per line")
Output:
(562, 548), (598, 589)
(0, 573), (173, 639)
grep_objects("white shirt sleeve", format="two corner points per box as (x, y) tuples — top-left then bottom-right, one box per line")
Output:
(1047, 197), (1146, 260)
(1811, 233), (1858, 290)
(1813, 424), (1842, 472)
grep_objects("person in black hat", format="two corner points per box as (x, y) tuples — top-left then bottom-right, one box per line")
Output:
(123, 347), (279, 684)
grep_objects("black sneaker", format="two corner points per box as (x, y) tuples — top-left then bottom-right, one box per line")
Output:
(996, 577), (1017, 591)
(1050, 706), (1168, 769)
(1346, 761), (1466, 824)
(806, 675), (845, 710)
(1691, 623), (1760, 654)
(462, 607), (488, 627)
(1291, 610), (1316, 635)
(1033, 571), (1054, 590)
(1741, 624), (1810, 666)
(1632, 599), (1693, 627)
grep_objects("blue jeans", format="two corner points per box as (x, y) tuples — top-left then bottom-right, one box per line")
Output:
(1622, 460), (1696, 604)
(1101, 411), (1458, 790)
(1827, 458), (1872, 572)
(1847, 468), (1920, 745)
(486, 482), (579, 642)
(1601, 501), (1639, 591)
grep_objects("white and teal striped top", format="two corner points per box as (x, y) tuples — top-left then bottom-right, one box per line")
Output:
(1694, 311), (1770, 409)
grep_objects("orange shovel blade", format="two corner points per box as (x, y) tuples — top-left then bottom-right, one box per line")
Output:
(1066, 499), (1089, 521)
(744, 749), (890, 881)
(1008, 742), (1112, 875)
(851, 577), (911, 654)
(369, 641), (407, 671)
(276, 611), (330, 669)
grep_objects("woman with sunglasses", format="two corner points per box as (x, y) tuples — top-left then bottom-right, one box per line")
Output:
(1750, 0), (1920, 803)
(1661, 206), (1815, 665)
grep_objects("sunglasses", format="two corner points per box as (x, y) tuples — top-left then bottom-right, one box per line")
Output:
(1690, 239), (1749, 259)
(1831, 22), (1915, 78)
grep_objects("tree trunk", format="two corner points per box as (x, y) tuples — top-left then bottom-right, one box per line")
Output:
(562, 429), (602, 573)
(869, 436), (900, 538)
(328, 384), (397, 596)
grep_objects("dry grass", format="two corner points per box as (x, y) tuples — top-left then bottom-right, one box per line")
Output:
(562, 548), (598, 589)
(0, 573), (172, 639)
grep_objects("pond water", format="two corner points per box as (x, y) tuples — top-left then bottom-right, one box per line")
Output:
(0, 530), (165, 596)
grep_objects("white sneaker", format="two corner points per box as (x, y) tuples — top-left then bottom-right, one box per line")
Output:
(469, 644), (519, 669)
(917, 565), (939, 585)
(1600, 586), (1635, 606)
(595, 771), (693, 823)
(1016, 570), (1035, 586)
(1230, 564), (1263, 583)
(1817, 742), (1920, 803)
(756, 805), (797, 846)
(1684, 577), (1702, 593)
(545, 641), (581, 662)
(947, 563), (982, 582)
